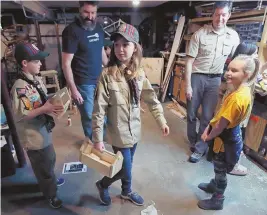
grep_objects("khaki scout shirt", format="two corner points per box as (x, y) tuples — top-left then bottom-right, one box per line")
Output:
(92, 67), (167, 148)
(11, 72), (52, 150)
(187, 25), (240, 74)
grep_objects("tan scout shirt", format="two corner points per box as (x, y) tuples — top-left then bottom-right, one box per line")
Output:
(11, 72), (52, 150)
(92, 67), (167, 148)
(187, 25), (240, 74)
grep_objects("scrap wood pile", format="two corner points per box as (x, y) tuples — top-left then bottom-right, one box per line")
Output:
(166, 98), (187, 120)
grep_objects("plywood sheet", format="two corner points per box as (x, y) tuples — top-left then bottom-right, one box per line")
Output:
(141, 58), (164, 85)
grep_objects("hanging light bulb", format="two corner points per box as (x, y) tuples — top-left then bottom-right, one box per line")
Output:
(103, 17), (108, 25)
(132, 0), (140, 7)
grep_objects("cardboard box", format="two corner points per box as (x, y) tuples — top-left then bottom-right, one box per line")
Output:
(50, 87), (71, 118)
(79, 139), (123, 178)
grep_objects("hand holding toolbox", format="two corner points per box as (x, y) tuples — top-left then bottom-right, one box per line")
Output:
(79, 139), (123, 178)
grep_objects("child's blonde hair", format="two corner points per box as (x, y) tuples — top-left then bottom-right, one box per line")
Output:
(107, 35), (143, 80)
(234, 54), (260, 86)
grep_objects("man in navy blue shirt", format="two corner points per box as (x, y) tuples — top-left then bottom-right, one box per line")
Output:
(62, 1), (108, 140)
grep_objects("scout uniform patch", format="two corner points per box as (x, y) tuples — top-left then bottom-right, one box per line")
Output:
(16, 88), (26, 96)
(16, 83), (43, 111)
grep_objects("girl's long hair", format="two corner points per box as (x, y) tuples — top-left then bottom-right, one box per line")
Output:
(107, 35), (143, 80)
(234, 54), (260, 86)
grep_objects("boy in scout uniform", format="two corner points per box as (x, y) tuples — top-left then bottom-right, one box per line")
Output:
(11, 43), (64, 209)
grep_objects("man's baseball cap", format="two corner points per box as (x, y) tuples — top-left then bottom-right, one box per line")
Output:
(110, 23), (139, 44)
(14, 43), (49, 64)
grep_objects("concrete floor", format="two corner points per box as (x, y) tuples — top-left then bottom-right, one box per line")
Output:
(2, 103), (267, 215)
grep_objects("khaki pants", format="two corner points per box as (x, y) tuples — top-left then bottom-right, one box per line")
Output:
(27, 144), (57, 199)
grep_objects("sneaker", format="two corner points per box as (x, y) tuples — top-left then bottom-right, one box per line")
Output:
(189, 151), (204, 163)
(228, 163), (248, 176)
(198, 179), (218, 194)
(49, 196), (62, 209)
(121, 192), (144, 206)
(57, 178), (65, 187)
(95, 180), (111, 205)
(197, 193), (225, 210)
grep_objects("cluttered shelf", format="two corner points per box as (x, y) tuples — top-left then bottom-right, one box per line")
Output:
(190, 8), (266, 23)
(184, 16), (266, 44)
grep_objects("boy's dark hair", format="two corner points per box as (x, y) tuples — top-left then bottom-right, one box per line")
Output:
(79, 1), (99, 8)
(213, 1), (233, 13)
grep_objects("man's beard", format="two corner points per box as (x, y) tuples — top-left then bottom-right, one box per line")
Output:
(80, 16), (96, 31)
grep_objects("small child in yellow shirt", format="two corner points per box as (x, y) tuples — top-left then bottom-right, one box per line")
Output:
(197, 55), (260, 210)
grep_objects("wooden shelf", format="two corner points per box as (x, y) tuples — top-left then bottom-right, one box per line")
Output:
(190, 8), (266, 23)
(228, 16), (264, 24)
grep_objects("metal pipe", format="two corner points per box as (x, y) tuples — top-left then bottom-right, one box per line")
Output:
(1, 59), (26, 168)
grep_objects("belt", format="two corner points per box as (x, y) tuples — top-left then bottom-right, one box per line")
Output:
(194, 73), (222, 78)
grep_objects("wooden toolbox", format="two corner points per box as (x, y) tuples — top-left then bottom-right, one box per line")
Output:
(50, 87), (71, 119)
(79, 139), (123, 178)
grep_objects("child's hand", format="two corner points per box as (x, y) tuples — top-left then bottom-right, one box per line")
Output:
(161, 124), (170, 136)
(201, 125), (210, 142)
(43, 100), (64, 115)
(94, 142), (105, 152)
(201, 133), (207, 142)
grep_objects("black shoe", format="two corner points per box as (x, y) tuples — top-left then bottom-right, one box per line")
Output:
(198, 193), (224, 210)
(49, 196), (62, 209)
(198, 179), (218, 194)
(96, 180), (111, 205)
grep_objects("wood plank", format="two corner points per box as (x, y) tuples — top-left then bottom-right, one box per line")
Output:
(161, 60), (175, 97)
(172, 65), (183, 98)
(162, 16), (185, 85)
(258, 16), (267, 64)
(190, 9), (265, 23)
(141, 58), (164, 85)
(227, 16), (264, 24)
(171, 98), (187, 116)
(257, 42), (267, 48)
(179, 79), (187, 104)
(245, 116), (267, 152)
(172, 75), (180, 98)
(170, 108), (186, 120)
(230, 8), (266, 19)
(161, 16), (185, 102)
